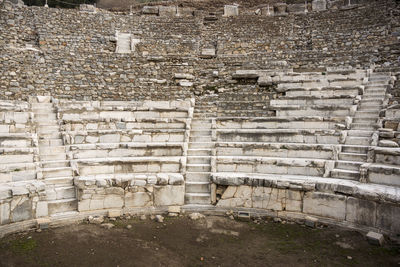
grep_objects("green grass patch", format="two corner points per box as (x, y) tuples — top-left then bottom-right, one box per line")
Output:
(10, 238), (37, 254)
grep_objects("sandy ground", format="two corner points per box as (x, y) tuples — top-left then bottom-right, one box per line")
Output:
(0, 215), (399, 267)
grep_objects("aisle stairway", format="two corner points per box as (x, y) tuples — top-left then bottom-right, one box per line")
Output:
(331, 72), (391, 180)
(184, 99), (216, 205)
(32, 98), (77, 215)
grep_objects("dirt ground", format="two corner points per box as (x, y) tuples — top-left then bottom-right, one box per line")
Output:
(0, 215), (399, 267)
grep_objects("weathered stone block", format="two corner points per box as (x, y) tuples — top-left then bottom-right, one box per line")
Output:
(36, 201), (48, 218)
(376, 203), (400, 234)
(11, 197), (32, 222)
(104, 195), (124, 209)
(224, 5), (239, 17)
(312, 0), (327, 11)
(142, 5), (159, 15)
(0, 202), (10, 224)
(125, 192), (151, 207)
(303, 192), (346, 220)
(154, 185), (184, 206)
(159, 6), (176, 16)
(346, 197), (376, 227)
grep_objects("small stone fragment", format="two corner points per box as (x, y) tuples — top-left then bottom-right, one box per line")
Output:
(140, 215), (147, 220)
(155, 215), (164, 223)
(304, 216), (318, 228)
(126, 225), (132, 229)
(189, 212), (205, 220)
(89, 216), (104, 224)
(366, 231), (385, 246)
(100, 223), (115, 229)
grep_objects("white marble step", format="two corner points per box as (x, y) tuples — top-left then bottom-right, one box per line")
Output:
(190, 130), (212, 137)
(42, 167), (73, 178)
(39, 146), (66, 155)
(190, 136), (212, 142)
(339, 152), (367, 162)
(44, 176), (74, 186)
(186, 164), (211, 172)
(40, 153), (67, 161)
(189, 142), (214, 149)
(187, 156), (211, 164)
(40, 160), (70, 168)
(342, 145), (368, 153)
(345, 136), (370, 146)
(330, 169), (359, 180)
(186, 172), (211, 182)
(48, 198), (78, 215)
(185, 193), (211, 205)
(187, 149), (212, 156)
(39, 139), (63, 146)
(347, 130), (373, 137)
(336, 160), (363, 171)
(185, 181), (210, 193)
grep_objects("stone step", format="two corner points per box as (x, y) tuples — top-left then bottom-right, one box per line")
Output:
(55, 186), (76, 200)
(38, 125), (59, 132)
(330, 169), (359, 180)
(40, 153), (67, 161)
(363, 93), (385, 98)
(44, 176), (74, 187)
(186, 164), (211, 172)
(347, 130), (373, 137)
(185, 172), (211, 182)
(42, 167), (73, 178)
(38, 132), (62, 139)
(187, 149), (212, 156)
(361, 98), (383, 103)
(39, 146), (66, 155)
(40, 160), (70, 169)
(185, 182), (210, 193)
(362, 95), (385, 100)
(338, 152), (367, 162)
(354, 111), (380, 118)
(335, 161), (362, 171)
(351, 123), (377, 130)
(35, 120), (59, 126)
(189, 142), (214, 149)
(345, 136), (370, 146)
(39, 139), (63, 146)
(189, 136), (212, 142)
(369, 76), (390, 82)
(187, 156), (211, 164)
(364, 86), (387, 91)
(342, 145), (368, 154)
(48, 198), (78, 215)
(359, 103), (382, 109)
(32, 108), (56, 114)
(352, 117), (377, 124)
(35, 113), (57, 121)
(190, 130), (212, 137)
(31, 103), (53, 109)
(185, 193), (211, 205)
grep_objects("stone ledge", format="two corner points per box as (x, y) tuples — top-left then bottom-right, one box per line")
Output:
(211, 173), (400, 204)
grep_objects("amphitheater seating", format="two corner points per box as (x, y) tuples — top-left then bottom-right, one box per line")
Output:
(57, 99), (192, 184)
(0, 100), (36, 183)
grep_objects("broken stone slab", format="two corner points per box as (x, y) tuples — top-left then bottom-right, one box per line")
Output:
(36, 218), (51, 230)
(155, 214), (164, 222)
(258, 76), (273, 86)
(189, 212), (205, 220)
(274, 3), (287, 15)
(312, 0), (327, 11)
(200, 48), (216, 58)
(287, 3), (307, 14)
(174, 73), (194, 80)
(159, 5), (176, 16)
(223, 5), (239, 17)
(379, 140), (399, 147)
(304, 216), (318, 228)
(232, 70), (260, 79)
(366, 231), (384, 246)
(80, 4), (96, 13)
(108, 209), (121, 218)
(101, 223), (115, 229)
(142, 5), (159, 15)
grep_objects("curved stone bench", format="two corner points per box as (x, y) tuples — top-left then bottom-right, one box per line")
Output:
(211, 172), (400, 238)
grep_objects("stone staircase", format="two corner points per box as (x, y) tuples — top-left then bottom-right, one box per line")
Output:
(32, 98), (77, 216)
(331, 72), (391, 180)
(184, 100), (216, 205)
